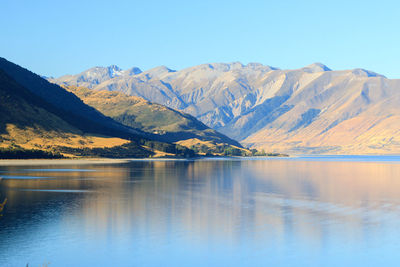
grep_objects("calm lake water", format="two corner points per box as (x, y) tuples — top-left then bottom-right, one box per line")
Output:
(1, 156), (400, 266)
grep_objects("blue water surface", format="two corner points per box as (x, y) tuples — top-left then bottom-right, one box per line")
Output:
(0, 156), (400, 266)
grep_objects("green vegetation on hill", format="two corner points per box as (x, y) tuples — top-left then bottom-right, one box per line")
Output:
(139, 139), (196, 158)
(55, 140), (195, 158)
(54, 141), (151, 158)
(190, 144), (287, 157)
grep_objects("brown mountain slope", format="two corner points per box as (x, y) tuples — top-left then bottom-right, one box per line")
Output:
(242, 73), (400, 154)
(63, 86), (244, 153)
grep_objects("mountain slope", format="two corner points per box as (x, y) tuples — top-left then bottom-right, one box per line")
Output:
(63, 85), (242, 148)
(0, 57), (142, 139)
(0, 69), (133, 153)
(243, 75), (400, 154)
(52, 62), (400, 154)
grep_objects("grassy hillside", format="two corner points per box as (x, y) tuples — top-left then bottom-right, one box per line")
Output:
(63, 86), (243, 152)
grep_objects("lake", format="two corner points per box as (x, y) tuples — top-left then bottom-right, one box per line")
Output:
(1, 156), (400, 266)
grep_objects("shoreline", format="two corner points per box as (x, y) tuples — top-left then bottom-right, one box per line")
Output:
(2, 154), (400, 166)
(0, 158), (131, 166)
(0, 156), (284, 166)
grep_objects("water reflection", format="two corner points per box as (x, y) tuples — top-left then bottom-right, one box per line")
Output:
(1, 159), (400, 266)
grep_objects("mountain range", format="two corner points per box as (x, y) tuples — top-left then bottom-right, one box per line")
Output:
(0, 58), (242, 158)
(51, 62), (400, 154)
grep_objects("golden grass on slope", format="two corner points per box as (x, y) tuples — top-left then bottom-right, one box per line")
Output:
(65, 85), (192, 129)
(176, 138), (251, 156)
(176, 138), (216, 148)
(142, 146), (176, 157)
(0, 123), (129, 151)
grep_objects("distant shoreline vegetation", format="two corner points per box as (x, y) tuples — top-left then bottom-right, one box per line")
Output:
(0, 145), (64, 159)
(54, 140), (196, 159)
(190, 144), (288, 157)
(0, 143), (286, 159)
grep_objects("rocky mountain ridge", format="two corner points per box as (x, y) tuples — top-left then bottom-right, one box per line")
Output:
(51, 62), (400, 154)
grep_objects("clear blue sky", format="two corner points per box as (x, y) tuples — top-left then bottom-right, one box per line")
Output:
(1, 0), (400, 78)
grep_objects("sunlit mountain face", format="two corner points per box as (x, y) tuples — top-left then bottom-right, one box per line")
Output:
(51, 62), (400, 154)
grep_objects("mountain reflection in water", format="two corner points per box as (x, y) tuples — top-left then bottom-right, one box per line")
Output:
(1, 158), (400, 266)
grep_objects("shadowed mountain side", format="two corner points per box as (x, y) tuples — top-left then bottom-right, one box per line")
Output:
(63, 86), (242, 147)
(0, 69), (80, 135)
(0, 57), (142, 140)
